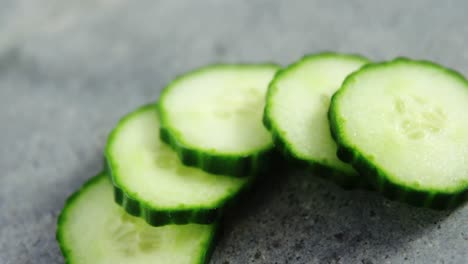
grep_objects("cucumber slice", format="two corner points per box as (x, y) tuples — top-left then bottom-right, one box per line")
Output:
(105, 104), (250, 226)
(329, 58), (468, 208)
(56, 173), (217, 264)
(263, 53), (370, 187)
(158, 64), (280, 177)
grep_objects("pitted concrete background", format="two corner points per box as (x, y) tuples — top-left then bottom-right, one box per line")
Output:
(0, 1), (467, 263)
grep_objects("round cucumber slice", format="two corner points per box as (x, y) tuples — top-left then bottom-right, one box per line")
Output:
(158, 64), (280, 177)
(263, 53), (370, 187)
(56, 173), (217, 264)
(329, 58), (468, 209)
(105, 105), (251, 226)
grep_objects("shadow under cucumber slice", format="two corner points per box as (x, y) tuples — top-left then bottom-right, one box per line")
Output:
(105, 105), (252, 226)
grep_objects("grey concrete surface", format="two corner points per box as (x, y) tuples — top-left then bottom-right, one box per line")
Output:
(0, 0), (467, 263)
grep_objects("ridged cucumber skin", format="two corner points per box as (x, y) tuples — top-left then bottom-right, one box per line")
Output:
(159, 123), (276, 178)
(263, 53), (371, 189)
(263, 111), (369, 190)
(106, 159), (257, 226)
(113, 184), (219, 225)
(105, 104), (256, 227)
(328, 58), (468, 209)
(56, 173), (219, 264)
(158, 64), (281, 178)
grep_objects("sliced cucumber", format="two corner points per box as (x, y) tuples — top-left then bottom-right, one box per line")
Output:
(158, 64), (280, 177)
(329, 58), (468, 208)
(56, 173), (217, 264)
(105, 104), (250, 226)
(263, 53), (370, 187)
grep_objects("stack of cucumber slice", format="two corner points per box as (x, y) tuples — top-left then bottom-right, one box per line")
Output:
(57, 64), (279, 264)
(57, 54), (468, 263)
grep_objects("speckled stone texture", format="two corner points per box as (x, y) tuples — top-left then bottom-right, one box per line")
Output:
(0, 1), (467, 263)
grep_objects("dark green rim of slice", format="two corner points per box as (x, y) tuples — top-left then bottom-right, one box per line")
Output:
(329, 57), (468, 209)
(158, 64), (281, 177)
(263, 52), (371, 189)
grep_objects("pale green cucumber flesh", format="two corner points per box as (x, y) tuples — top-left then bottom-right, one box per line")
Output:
(105, 105), (250, 224)
(56, 173), (216, 264)
(264, 53), (369, 177)
(330, 58), (468, 204)
(158, 64), (280, 176)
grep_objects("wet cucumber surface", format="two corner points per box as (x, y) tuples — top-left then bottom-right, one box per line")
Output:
(329, 58), (468, 208)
